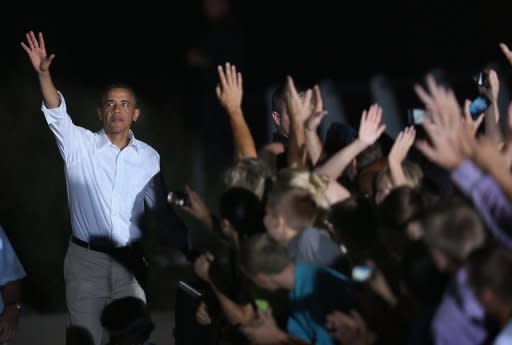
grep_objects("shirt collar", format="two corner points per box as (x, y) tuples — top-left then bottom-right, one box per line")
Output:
(96, 129), (140, 153)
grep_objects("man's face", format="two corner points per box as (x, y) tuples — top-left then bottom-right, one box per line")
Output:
(264, 207), (285, 244)
(98, 88), (140, 135)
(278, 109), (290, 137)
(273, 110), (290, 138)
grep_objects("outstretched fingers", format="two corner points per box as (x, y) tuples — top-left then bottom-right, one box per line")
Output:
(217, 64), (228, 88)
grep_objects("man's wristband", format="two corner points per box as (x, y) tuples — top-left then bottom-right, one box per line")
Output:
(5, 302), (23, 312)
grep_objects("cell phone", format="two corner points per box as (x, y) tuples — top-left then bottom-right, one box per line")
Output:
(469, 95), (491, 119)
(408, 108), (426, 125)
(351, 265), (374, 283)
(178, 281), (203, 299)
(167, 191), (191, 207)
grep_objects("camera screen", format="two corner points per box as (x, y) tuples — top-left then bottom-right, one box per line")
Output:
(351, 265), (373, 282)
(470, 96), (491, 118)
(411, 109), (426, 125)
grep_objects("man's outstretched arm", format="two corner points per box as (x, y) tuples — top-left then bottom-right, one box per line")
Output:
(21, 31), (59, 108)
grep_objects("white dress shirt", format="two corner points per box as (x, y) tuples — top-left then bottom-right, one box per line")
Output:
(42, 93), (160, 246)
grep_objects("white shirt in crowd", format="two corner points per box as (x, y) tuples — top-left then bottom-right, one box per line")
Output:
(42, 92), (161, 246)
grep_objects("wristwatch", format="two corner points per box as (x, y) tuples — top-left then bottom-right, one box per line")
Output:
(6, 302), (23, 312)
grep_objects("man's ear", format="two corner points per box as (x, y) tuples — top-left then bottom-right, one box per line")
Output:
(272, 111), (280, 128)
(133, 108), (140, 122)
(97, 108), (103, 120)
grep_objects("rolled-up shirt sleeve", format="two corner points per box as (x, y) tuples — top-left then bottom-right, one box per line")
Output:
(41, 92), (90, 164)
(451, 160), (512, 247)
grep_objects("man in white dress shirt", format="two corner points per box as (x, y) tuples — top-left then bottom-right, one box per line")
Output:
(21, 31), (189, 344)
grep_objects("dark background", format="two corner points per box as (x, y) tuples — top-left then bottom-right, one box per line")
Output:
(1, 0), (512, 312)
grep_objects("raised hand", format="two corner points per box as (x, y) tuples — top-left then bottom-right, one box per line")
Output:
(500, 43), (512, 65)
(463, 99), (484, 137)
(182, 186), (213, 229)
(482, 69), (500, 103)
(389, 126), (416, 165)
(20, 31), (55, 73)
(216, 62), (243, 113)
(414, 75), (461, 127)
(358, 104), (386, 146)
(306, 85), (328, 131)
(284, 76), (313, 124)
(414, 75), (473, 170)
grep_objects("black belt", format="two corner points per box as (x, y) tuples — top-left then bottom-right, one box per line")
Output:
(71, 236), (141, 254)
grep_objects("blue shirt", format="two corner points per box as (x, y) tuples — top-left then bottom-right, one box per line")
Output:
(0, 225), (26, 313)
(432, 268), (486, 345)
(288, 262), (353, 345)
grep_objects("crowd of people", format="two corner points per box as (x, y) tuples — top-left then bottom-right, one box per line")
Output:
(2, 28), (512, 345)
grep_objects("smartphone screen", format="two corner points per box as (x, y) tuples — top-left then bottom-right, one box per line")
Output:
(351, 265), (374, 282)
(408, 108), (426, 125)
(178, 281), (203, 299)
(470, 95), (491, 119)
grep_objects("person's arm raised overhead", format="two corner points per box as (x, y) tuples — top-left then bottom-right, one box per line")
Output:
(482, 69), (502, 143)
(388, 126), (416, 187)
(304, 85), (328, 166)
(315, 104), (386, 180)
(21, 31), (85, 164)
(216, 63), (257, 158)
(20, 31), (59, 108)
(462, 99), (484, 138)
(284, 76), (312, 168)
(414, 74), (474, 171)
(415, 75), (512, 245)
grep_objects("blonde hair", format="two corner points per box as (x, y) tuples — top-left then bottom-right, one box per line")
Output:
(266, 169), (330, 230)
(224, 158), (272, 200)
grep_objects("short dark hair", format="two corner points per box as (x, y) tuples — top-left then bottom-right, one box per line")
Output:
(421, 200), (485, 263)
(356, 143), (384, 174)
(328, 196), (377, 259)
(239, 233), (290, 276)
(220, 187), (265, 238)
(271, 81), (308, 115)
(101, 297), (154, 345)
(99, 83), (138, 108)
(378, 186), (425, 230)
(468, 245), (512, 305)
